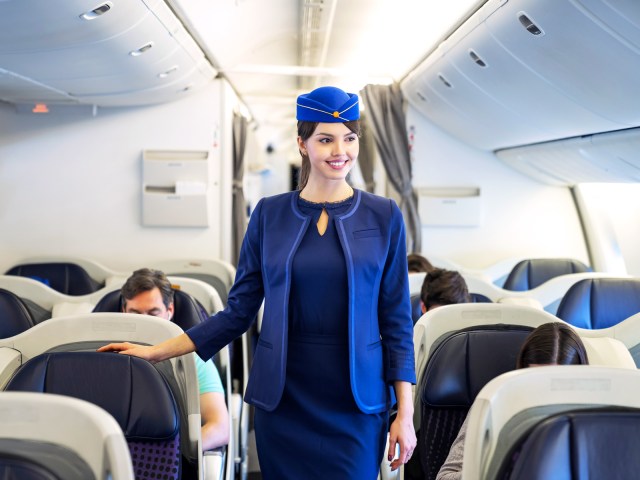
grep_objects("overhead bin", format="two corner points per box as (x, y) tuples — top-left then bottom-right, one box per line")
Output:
(0, 0), (216, 107)
(496, 127), (640, 185)
(402, 0), (640, 151)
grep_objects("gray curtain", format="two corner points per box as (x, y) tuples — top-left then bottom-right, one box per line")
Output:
(360, 83), (421, 252)
(232, 113), (248, 265)
(357, 113), (376, 193)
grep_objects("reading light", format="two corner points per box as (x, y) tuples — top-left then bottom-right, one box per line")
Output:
(32, 103), (49, 113)
(129, 42), (154, 57)
(79, 2), (113, 20)
(158, 66), (179, 78)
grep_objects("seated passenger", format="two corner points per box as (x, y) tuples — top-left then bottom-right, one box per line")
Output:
(408, 253), (434, 274)
(436, 322), (589, 480)
(121, 268), (230, 451)
(420, 268), (470, 314)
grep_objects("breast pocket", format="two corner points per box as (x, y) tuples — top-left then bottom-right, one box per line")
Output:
(353, 228), (381, 239)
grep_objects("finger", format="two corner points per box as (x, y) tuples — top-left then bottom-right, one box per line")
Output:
(97, 343), (129, 352)
(387, 436), (397, 462)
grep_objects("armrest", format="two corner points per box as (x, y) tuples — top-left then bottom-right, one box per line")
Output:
(0, 348), (22, 389)
(202, 448), (225, 480)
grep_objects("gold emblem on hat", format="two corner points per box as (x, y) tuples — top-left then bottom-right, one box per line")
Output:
(333, 111), (340, 118)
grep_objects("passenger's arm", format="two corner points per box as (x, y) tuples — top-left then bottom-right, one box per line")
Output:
(97, 332), (196, 363)
(388, 380), (416, 471)
(200, 392), (231, 451)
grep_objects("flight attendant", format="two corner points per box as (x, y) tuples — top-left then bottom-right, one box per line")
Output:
(100, 86), (417, 479)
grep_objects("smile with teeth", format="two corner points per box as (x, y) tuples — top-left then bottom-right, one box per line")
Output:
(327, 159), (348, 169)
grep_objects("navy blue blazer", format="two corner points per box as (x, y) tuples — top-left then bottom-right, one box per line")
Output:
(187, 189), (416, 414)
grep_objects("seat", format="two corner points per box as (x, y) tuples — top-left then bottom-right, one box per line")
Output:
(462, 366), (640, 480)
(502, 258), (591, 291)
(0, 288), (38, 337)
(0, 391), (134, 480)
(93, 287), (235, 480)
(409, 303), (636, 480)
(412, 320), (534, 480)
(6, 262), (104, 295)
(556, 277), (640, 329)
(0, 314), (220, 480)
(5, 352), (181, 480)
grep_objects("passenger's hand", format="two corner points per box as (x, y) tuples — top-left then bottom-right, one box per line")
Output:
(97, 342), (157, 362)
(388, 412), (417, 471)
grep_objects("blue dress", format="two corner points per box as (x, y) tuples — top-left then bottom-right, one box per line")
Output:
(254, 195), (388, 479)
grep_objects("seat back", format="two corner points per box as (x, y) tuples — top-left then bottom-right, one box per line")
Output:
(5, 352), (179, 480)
(417, 324), (533, 480)
(0, 288), (37, 338)
(503, 258), (591, 291)
(6, 263), (103, 296)
(463, 366), (640, 480)
(0, 391), (134, 480)
(500, 409), (640, 480)
(556, 277), (640, 329)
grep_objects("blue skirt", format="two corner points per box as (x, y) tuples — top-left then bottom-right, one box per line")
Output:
(254, 333), (388, 480)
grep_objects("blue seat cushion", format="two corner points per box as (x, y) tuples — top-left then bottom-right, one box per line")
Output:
(6, 263), (103, 296)
(0, 289), (36, 338)
(5, 352), (179, 441)
(503, 259), (591, 291)
(500, 409), (640, 479)
(556, 278), (640, 329)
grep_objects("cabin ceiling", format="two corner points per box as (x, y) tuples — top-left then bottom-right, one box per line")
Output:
(0, 0), (482, 123)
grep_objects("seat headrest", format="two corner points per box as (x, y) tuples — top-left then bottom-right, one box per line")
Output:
(503, 258), (591, 291)
(0, 289), (36, 338)
(502, 409), (640, 479)
(421, 325), (533, 407)
(556, 278), (640, 329)
(5, 352), (179, 441)
(410, 294), (423, 324)
(470, 292), (492, 303)
(92, 288), (207, 330)
(6, 263), (103, 296)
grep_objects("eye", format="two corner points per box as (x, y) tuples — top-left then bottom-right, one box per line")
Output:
(346, 135), (357, 142)
(319, 137), (332, 144)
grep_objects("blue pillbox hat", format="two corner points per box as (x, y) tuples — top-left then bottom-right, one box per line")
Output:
(296, 86), (359, 122)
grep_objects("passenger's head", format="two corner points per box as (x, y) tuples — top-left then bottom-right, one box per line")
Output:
(121, 268), (174, 320)
(407, 253), (434, 273)
(420, 268), (470, 313)
(296, 86), (360, 190)
(517, 322), (589, 369)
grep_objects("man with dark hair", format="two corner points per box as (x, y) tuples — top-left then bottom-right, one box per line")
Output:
(420, 268), (471, 313)
(121, 268), (230, 451)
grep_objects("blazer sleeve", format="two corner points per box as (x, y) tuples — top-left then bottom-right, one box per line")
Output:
(186, 198), (265, 361)
(378, 199), (417, 384)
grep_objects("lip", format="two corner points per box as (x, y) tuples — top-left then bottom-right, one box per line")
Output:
(326, 159), (349, 170)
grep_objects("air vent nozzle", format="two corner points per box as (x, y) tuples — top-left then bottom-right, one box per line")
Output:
(469, 50), (487, 67)
(518, 13), (543, 35)
(438, 74), (452, 88)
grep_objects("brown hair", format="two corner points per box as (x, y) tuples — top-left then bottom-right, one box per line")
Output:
(296, 120), (361, 190)
(517, 322), (589, 369)
(408, 253), (434, 274)
(420, 268), (470, 310)
(121, 268), (174, 308)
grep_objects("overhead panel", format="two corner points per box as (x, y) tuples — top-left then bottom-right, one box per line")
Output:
(402, 0), (640, 151)
(486, 0), (640, 126)
(0, 0), (216, 107)
(496, 128), (640, 185)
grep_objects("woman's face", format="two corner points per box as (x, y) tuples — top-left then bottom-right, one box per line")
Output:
(298, 122), (358, 184)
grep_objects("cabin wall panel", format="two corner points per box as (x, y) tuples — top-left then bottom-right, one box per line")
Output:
(407, 105), (589, 269)
(0, 81), (231, 273)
